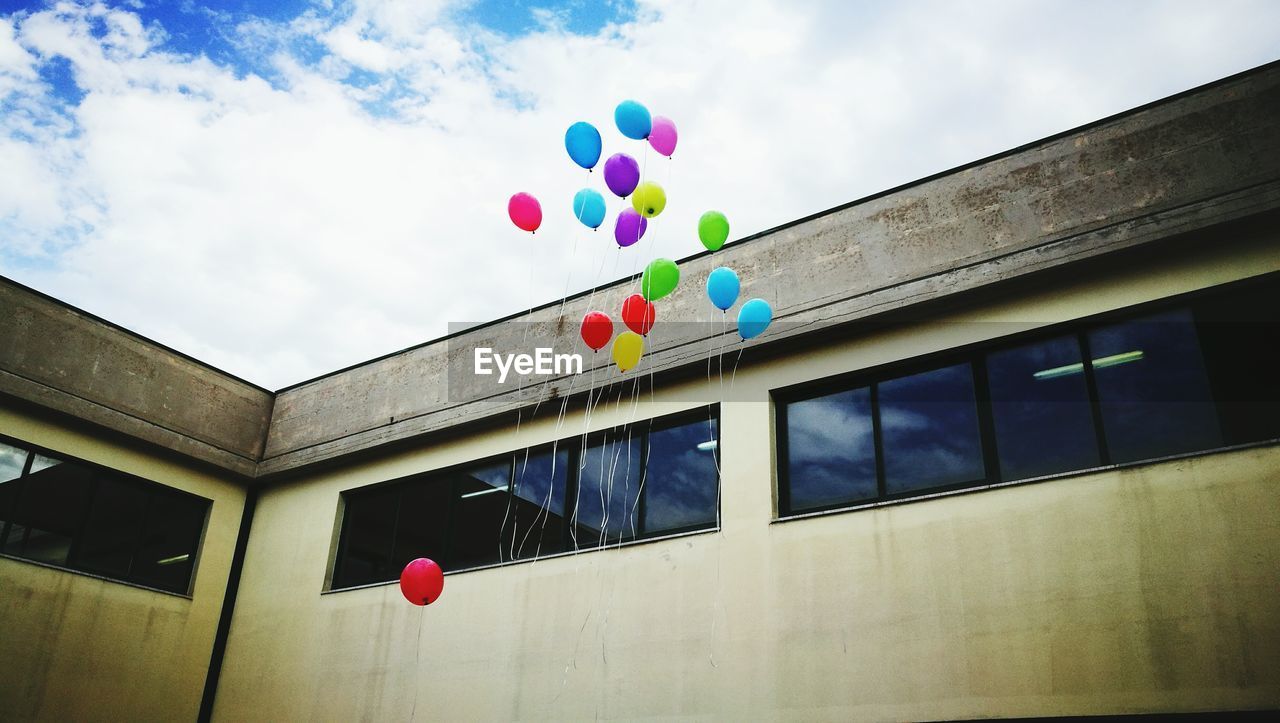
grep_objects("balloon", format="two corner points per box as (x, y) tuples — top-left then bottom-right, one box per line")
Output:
(706, 267), (740, 311)
(631, 181), (666, 218)
(621, 293), (656, 336)
(564, 121), (602, 170)
(603, 153), (640, 198)
(580, 311), (613, 351)
(612, 331), (644, 372)
(737, 298), (773, 340)
(613, 208), (648, 248)
(648, 116), (677, 157)
(573, 188), (606, 229)
(400, 558), (444, 606)
(614, 100), (651, 140)
(508, 193), (542, 233)
(698, 211), (729, 251)
(641, 258), (679, 301)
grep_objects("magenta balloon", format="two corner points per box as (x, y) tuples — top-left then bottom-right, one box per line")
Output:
(614, 208), (648, 248)
(648, 116), (677, 157)
(603, 153), (640, 198)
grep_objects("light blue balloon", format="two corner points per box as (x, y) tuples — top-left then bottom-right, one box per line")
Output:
(737, 298), (773, 340)
(706, 267), (740, 311)
(614, 100), (651, 140)
(564, 121), (602, 170)
(573, 188), (607, 229)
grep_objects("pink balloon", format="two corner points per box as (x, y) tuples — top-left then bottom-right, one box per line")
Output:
(648, 116), (677, 157)
(508, 192), (542, 233)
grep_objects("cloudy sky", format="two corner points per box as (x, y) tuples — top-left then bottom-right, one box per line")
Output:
(1, 1), (1277, 389)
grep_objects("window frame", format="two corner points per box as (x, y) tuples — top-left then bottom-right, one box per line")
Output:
(0, 433), (212, 597)
(773, 272), (1280, 519)
(328, 406), (722, 591)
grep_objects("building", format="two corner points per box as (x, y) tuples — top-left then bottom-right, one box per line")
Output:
(2, 62), (1279, 722)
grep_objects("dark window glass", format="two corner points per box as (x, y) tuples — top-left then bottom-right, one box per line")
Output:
(987, 336), (1102, 480)
(334, 485), (399, 588)
(74, 476), (148, 577)
(131, 491), (206, 592)
(0, 440), (208, 593)
(1090, 309), (1222, 463)
(644, 419), (719, 533)
(1195, 283), (1280, 445)
(507, 447), (569, 560)
(783, 388), (876, 512)
(3, 457), (95, 565)
(391, 479), (452, 574)
(0, 442), (24, 482)
(879, 363), (985, 494)
(0, 442), (25, 535)
(575, 432), (642, 546)
(447, 462), (512, 569)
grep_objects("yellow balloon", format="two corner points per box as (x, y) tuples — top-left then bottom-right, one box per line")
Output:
(612, 330), (644, 372)
(631, 181), (667, 218)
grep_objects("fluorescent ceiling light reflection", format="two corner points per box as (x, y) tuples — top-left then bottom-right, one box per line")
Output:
(156, 554), (189, 566)
(460, 485), (509, 499)
(1033, 350), (1144, 380)
(696, 440), (718, 452)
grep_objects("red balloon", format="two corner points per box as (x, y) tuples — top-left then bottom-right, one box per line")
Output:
(580, 311), (613, 351)
(621, 294), (656, 336)
(508, 192), (542, 233)
(400, 558), (444, 606)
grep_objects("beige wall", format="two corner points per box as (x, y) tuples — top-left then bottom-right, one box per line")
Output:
(0, 406), (247, 722)
(214, 236), (1280, 721)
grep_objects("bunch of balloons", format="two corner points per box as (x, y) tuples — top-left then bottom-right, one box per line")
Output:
(508, 97), (773, 376)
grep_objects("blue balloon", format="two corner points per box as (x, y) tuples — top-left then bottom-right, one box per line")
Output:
(573, 188), (607, 229)
(614, 100), (651, 140)
(564, 122), (602, 170)
(737, 298), (773, 340)
(706, 267), (740, 311)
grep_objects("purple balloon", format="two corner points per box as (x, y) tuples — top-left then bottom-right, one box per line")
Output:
(614, 208), (648, 248)
(603, 153), (640, 198)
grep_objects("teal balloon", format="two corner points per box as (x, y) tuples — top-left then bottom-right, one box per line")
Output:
(565, 122), (602, 170)
(573, 188), (606, 229)
(706, 267), (740, 311)
(737, 298), (773, 340)
(615, 100), (651, 140)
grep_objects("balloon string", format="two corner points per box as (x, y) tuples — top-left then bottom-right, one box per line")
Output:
(410, 602), (424, 721)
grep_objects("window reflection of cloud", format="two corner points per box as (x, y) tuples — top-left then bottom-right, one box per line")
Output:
(788, 394), (874, 463)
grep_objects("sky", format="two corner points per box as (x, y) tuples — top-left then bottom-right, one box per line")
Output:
(1, 0), (1278, 389)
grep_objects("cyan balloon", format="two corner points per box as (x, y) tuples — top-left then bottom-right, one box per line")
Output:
(573, 188), (606, 229)
(737, 298), (773, 340)
(615, 100), (652, 140)
(564, 122), (602, 170)
(706, 267), (740, 311)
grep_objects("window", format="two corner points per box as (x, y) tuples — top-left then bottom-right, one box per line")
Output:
(0, 437), (210, 594)
(331, 408), (721, 589)
(782, 388), (876, 512)
(776, 275), (1280, 517)
(1089, 309), (1222, 463)
(879, 363), (985, 494)
(987, 335), (1100, 480)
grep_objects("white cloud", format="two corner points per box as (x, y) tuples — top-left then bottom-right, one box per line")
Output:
(1, 0), (1278, 389)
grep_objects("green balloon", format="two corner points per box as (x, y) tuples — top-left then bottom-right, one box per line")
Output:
(698, 211), (729, 251)
(641, 258), (680, 301)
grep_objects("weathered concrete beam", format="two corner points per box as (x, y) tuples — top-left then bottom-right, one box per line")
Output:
(259, 63), (1280, 477)
(0, 280), (272, 477)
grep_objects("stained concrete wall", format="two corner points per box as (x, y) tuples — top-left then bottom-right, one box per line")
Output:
(0, 278), (273, 477)
(0, 403), (247, 722)
(212, 232), (1280, 720)
(261, 62), (1280, 477)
